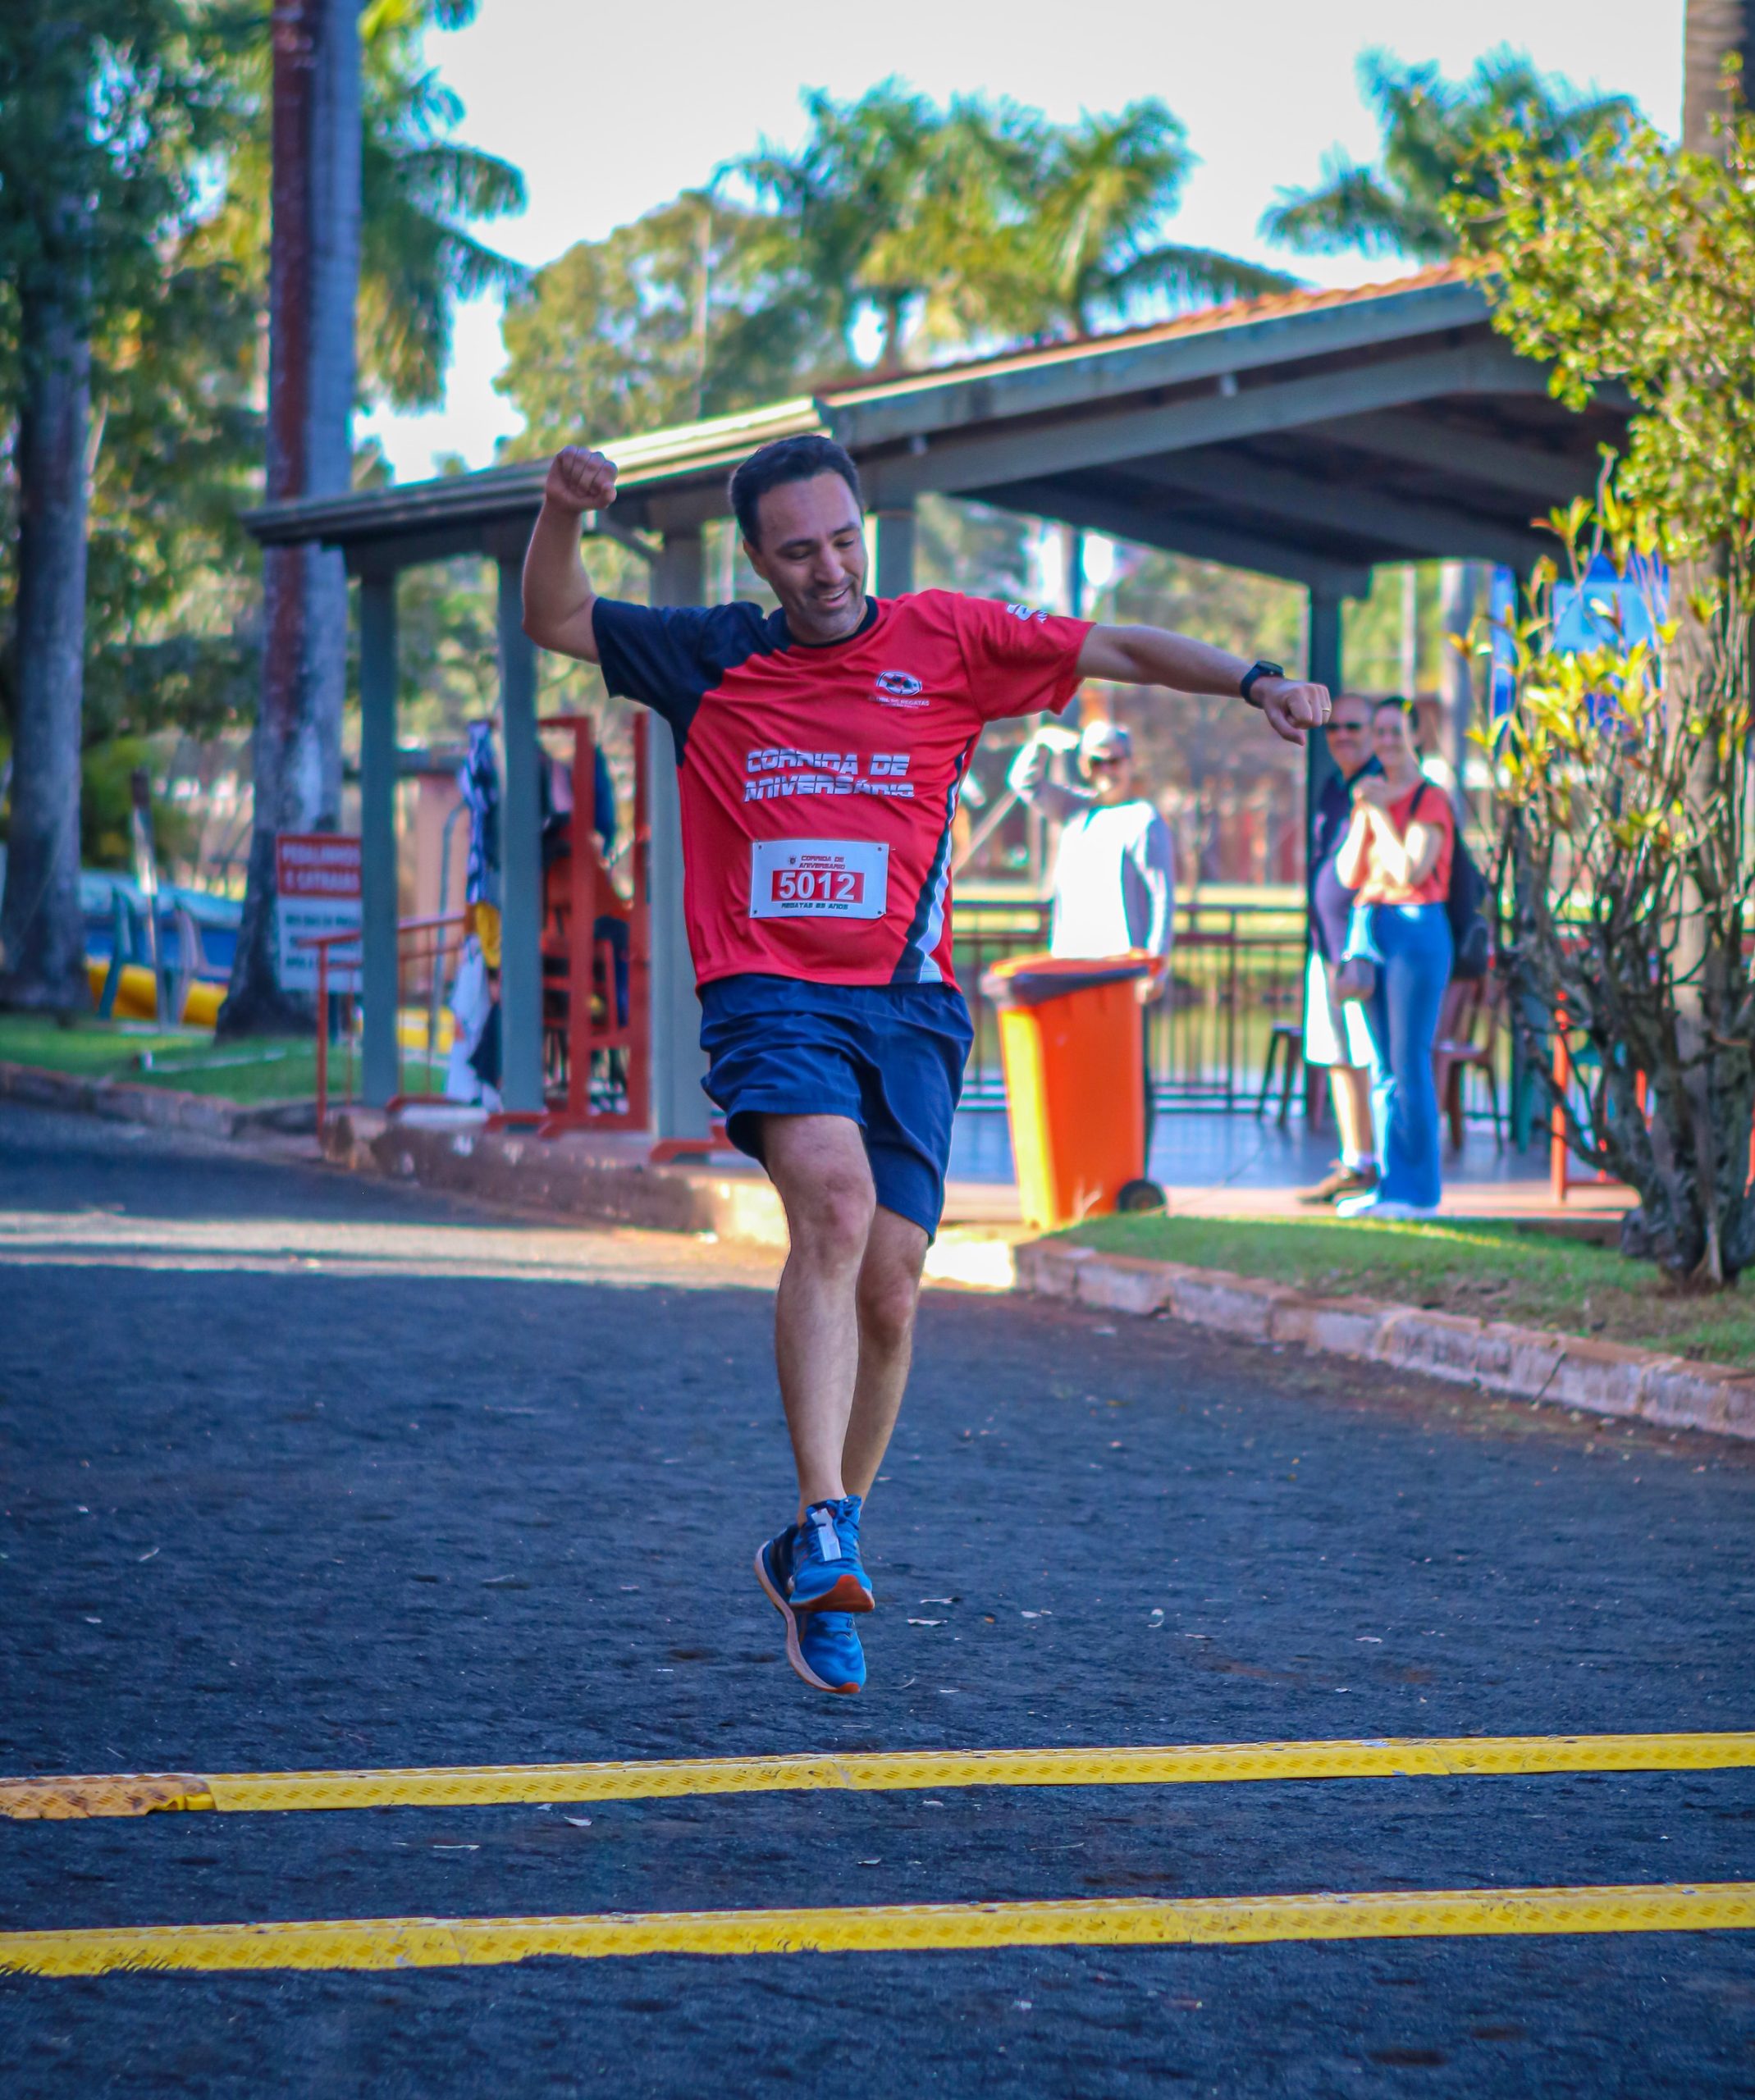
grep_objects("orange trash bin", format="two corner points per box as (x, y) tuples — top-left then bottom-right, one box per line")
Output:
(980, 951), (1161, 1233)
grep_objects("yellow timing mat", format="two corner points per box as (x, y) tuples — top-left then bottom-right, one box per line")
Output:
(2, 1732), (1753, 1821)
(4, 1883), (1753, 1977)
(7, 1732), (1755, 1821)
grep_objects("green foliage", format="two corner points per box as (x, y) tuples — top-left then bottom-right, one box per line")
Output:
(1011, 103), (1292, 336)
(79, 737), (195, 869)
(82, 240), (264, 746)
(730, 82), (1287, 365)
(1483, 488), (1755, 1283)
(0, 2), (244, 743)
(1262, 47), (1630, 260)
(1063, 1211), (1755, 1367)
(356, 0), (528, 411)
(0, 0), (524, 765)
(1454, 106), (1755, 550)
(1452, 85), (1755, 1283)
(208, 0), (528, 414)
(498, 193), (839, 450)
(0, 2), (228, 333)
(503, 80), (1294, 462)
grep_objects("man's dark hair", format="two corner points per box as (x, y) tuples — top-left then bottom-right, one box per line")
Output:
(729, 434), (862, 547)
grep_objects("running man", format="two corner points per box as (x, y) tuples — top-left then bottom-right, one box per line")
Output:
(523, 432), (1328, 1696)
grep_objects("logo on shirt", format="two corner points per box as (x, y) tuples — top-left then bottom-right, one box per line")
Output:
(1006, 603), (1050, 624)
(874, 669), (928, 708)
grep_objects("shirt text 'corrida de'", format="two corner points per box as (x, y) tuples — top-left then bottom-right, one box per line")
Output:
(592, 591), (1091, 990)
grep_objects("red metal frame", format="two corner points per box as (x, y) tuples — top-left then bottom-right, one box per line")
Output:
(486, 713), (651, 1139)
(651, 1126), (733, 1165)
(304, 924), (360, 1134)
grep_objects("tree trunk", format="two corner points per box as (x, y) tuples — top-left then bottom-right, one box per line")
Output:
(0, 252), (91, 1012)
(1668, 1), (1754, 1276)
(1684, 0), (1755, 150)
(221, 0), (360, 1037)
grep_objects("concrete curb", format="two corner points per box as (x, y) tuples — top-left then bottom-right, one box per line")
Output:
(322, 1109), (791, 1247)
(1012, 1239), (1755, 1444)
(0, 1059), (314, 1141)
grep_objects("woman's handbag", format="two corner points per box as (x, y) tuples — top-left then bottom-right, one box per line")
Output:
(1332, 954), (1376, 1002)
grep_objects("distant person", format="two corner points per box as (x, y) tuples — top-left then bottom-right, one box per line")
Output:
(1297, 693), (1380, 1205)
(1332, 698), (1455, 1221)
(1008, 718), (1175, 1171)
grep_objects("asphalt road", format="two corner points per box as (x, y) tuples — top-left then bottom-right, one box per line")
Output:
(2, 1099), (1753, 2098)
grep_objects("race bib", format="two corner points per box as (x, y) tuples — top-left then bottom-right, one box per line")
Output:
(750, 838), (889, 920)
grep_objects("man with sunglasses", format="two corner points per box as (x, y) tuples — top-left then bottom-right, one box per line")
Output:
(1299, 694), (1381, 1205)
(1009, 717), (1175, 1173)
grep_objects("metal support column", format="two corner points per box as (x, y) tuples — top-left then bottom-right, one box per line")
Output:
(1304, 585), (1346, 876)
(649, 529), (709, 1141)
(496, 553), (544, 1114)
(875, 504), (916, 598)
(358, 573), (399, 1107)
(1439, 559), (1479, 815)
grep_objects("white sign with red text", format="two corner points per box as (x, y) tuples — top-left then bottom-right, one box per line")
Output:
(749, 838), (889, 920)
(275, 833), (362, 993)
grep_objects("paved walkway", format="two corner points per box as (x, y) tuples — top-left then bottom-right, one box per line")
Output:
(2, 1102), (1748, 2096)
(946, 1105), (1629, 1229)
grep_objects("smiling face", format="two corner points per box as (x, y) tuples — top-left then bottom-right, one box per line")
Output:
(1372, 702), (1420, 783)
(1326, 696), (1373, 778)
(743, 472), (869, 645)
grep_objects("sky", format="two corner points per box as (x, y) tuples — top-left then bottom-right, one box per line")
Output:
(359, 0), (1687, 482)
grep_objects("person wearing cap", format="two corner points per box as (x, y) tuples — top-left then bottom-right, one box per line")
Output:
(1008, 718), (1176, 1171)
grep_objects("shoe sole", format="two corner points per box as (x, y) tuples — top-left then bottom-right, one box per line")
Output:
(788, 1571), (875, 1614)
(754, 1545), (861, 1696)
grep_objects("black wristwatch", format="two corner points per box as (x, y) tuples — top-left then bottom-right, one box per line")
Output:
(1239, 660), (1284, 708)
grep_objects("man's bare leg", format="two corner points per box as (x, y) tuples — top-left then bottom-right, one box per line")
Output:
(761, 1114), (876, 1515)
(842, 1206), (930, 1500)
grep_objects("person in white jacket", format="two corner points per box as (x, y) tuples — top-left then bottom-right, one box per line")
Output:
(1008, 718), (1176, 1171)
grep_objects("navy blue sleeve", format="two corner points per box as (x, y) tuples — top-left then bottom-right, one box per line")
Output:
(591, 599), (778, 760)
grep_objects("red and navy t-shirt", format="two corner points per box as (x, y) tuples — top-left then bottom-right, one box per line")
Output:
(592, 589), (1090, 991)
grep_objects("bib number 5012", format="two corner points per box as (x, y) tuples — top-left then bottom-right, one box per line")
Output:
(750, 838), (889, 920)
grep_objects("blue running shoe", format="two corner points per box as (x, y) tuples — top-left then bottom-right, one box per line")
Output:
(798, 1611), (866, 1694)
(788, 1495), (873, 1614)
(754, 1527), (865, 1694)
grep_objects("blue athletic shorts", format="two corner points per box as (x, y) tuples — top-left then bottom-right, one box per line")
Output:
(698, 975), (973, 1239)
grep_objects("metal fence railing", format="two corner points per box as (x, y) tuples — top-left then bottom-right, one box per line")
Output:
(953, 897), (1308, 1112)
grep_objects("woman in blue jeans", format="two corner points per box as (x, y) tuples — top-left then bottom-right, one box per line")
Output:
(1332, 699), (1455, 1220)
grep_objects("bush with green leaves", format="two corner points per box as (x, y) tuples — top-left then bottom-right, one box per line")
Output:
(1458, 98), (1755, 1283)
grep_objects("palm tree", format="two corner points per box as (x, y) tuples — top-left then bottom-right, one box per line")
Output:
(222, 0), (526, 1034)
(355, 0), (528, 410)
(734, 81), (941, 370)
(1259, 48), (1632, 778)
(738, 86), (1293, 375)
(1025, 101), (1293, 338)
(1260, 48), (1631, 261)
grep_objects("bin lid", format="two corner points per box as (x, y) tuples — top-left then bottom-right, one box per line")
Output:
(980, 950), (1154, 1007)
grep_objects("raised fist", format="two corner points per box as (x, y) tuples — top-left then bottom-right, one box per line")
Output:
(545, 445), (617, 515)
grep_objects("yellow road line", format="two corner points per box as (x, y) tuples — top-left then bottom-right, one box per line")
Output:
(5, 1883), (1752, 1976)
(3, 1732), (1753, 1821)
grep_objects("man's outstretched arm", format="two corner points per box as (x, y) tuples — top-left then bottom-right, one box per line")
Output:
(1077, 623), (1330, 746)
(522, 445), (619, 663)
